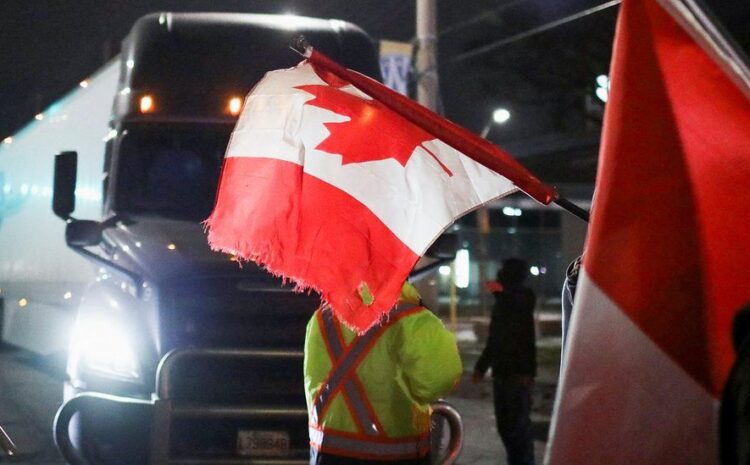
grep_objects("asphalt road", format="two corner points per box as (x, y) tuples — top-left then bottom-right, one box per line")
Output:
(0, 345), (65, 465)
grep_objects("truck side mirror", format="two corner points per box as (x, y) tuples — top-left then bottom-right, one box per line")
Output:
(66, 220), (103, 247)
(53, 151), (78, 219)
(425, 233), (458, 260)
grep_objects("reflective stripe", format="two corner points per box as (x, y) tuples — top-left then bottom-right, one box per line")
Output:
(316, 309), (381, 435)
(309, 426), (430, 460)
(312, 305), (422, 440)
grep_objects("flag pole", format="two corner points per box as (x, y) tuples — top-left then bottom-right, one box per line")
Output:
(289, 37), (590, 223)
(553, 197), (590, 222)
(290, 38), (555, 203)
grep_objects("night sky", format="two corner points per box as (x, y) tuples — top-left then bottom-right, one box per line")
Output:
(2, 0), (749, 155)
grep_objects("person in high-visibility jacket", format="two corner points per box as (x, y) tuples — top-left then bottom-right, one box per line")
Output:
(304, 282), (462, 464)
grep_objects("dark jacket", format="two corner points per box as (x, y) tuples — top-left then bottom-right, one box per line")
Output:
(475, 284), (537, 377)
(721, 333), (750, 465)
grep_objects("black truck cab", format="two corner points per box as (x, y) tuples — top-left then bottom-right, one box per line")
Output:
(52, 12), (381, 465)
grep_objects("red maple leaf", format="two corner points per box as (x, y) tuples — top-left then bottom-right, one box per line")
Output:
(296, 83), (452, 176)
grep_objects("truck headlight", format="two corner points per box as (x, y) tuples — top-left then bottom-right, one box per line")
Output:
(70, 316), (141, 381)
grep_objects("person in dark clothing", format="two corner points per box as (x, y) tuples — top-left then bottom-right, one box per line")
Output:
(720, 302), (750, 465)
(473, 258), (537, 465)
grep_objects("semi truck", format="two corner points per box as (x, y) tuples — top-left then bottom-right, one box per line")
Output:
(0, 12), (461, 465)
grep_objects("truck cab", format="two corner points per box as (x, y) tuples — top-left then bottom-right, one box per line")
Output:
(50, 12), (382, 465)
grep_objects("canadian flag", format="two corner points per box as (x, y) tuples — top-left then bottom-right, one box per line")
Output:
(547, 0), (750, 463)
(206, 60), (526, 331)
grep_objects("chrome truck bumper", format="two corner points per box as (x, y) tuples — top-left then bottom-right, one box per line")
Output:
(54, 348), (463, 465)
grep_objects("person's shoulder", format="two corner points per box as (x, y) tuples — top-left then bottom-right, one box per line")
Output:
(395, 307), (445, 331)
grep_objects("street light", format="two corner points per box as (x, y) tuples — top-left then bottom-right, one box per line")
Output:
(481, 107), (511, 137)
(493, 108), (511, 124)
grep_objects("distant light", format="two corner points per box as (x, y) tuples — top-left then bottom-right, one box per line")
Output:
(3, 184), (10, 193)
(121, 245), (130, 252)
(596, 74), (610, 103)
(455, 249), (470, 289)
(79, 80), (89, 88)
(502, 206), (522, 217)
(167, 243), (176, 250)
(438, 265), (451, 276)
(126, 59), (135, 69)
(135, 241), (142, 248)
(3, 136), (11, 144)
(63, 291), (72, 300)
(492, 108), (511, 124)
(228, 96), (243, 116)
(530, 266), (540, 276)
(20, 184), (29, 195)
(30, 185), (39, 195)
(140, 95), (154, 113)
(18, 298), (28, 307)
(35, 113), (44, 121)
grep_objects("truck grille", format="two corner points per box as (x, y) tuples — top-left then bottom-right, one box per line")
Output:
(154, 276), (316, 463)
(159, 276), (318, 351)
(154, 349), (310, 463)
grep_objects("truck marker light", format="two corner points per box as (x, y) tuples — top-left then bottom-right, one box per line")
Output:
(35, 113), (44, 121)
(18, 298), (28, 307)
(2, 136), (11, 144)
(228, 97), (243, 116)
(79, 80), (89, 88)
(140, 95), (155, 113)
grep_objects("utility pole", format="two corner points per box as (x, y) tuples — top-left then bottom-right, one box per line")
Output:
(416, 0), (439, 112)
(416, 0), (459, 329)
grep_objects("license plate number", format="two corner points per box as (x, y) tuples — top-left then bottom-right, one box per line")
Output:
(236, 430), (290, 457)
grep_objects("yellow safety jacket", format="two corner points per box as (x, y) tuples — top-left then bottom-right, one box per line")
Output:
(303, 285), (462, 461)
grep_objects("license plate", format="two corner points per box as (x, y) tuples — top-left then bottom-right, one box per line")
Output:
(236, 430), (290, 457)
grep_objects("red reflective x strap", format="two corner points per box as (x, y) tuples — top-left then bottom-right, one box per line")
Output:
(312, 305), (422, 437)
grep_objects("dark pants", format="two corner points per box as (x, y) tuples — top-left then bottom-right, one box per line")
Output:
(493, 376), (535, 465)
(310, 449), (430, 465)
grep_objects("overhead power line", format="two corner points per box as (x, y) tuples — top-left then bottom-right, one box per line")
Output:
(448, 0), (622, 65)
(438, 0), (528, 37)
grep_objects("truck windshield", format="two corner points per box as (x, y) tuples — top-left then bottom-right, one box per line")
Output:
(116, 125), (231, 222)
